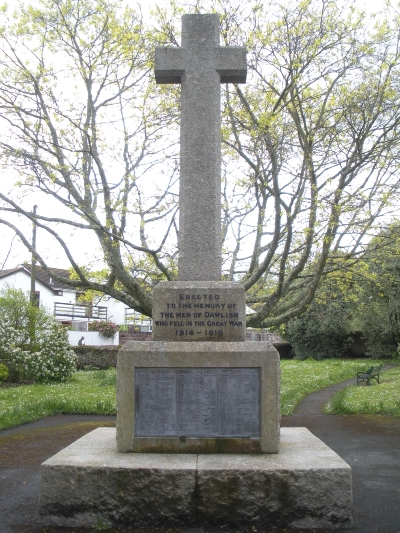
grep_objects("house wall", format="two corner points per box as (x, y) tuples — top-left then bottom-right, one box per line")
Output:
(0, 271), (55, 312)
(54, 289), (79, 305)
(103, 298), (127, 325)
(0, 269), (140, 327)
(90, 298), (152, 326)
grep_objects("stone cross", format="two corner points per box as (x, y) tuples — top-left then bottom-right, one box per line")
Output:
(155, 14), (246, 282)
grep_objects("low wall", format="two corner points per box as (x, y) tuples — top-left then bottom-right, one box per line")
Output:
(72, 332), (291, 370)
(72, 346), (120, 370)
(68, 330), (119, 346)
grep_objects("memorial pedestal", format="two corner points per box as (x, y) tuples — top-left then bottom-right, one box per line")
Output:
(117, 340), (280, 454)
(152, 281), (247, 341)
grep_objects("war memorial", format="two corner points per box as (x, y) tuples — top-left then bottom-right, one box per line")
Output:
(40, 14), (352, 530)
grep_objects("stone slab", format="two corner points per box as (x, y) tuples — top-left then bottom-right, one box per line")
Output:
(40, 427), (352, 530)
(152, 281), (246, 341)
(116, 340), (280, 453)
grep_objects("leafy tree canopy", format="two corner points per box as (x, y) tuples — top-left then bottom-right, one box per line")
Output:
(352, 223), (400, 357)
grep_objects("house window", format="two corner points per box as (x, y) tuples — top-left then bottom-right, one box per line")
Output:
(34, 291), (40, 307)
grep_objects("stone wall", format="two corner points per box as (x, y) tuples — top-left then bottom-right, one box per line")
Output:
(245, 331), (283, 343)
(70, 329), (368, 365)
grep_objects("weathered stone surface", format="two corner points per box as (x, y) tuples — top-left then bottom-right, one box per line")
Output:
(134, 367), (261, 438)
(196, 429), (353, 530)
(155, 14), (246, 281)
(40, 427), (352, 530)
(40, 429), (196, 528)
(116, 340), (280, 454)
(152, 281), (246, 341)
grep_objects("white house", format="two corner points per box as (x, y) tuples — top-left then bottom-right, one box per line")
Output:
(0, 265), (78, 312)
(0, 264), (152, 343)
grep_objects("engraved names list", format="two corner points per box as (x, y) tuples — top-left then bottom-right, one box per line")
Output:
(135, 368), (260, 437)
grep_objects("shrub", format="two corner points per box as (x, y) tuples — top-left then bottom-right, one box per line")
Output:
(359, 307), (400, 359)
(72, 346), (119, 370)
(26, 322), (77, 381)
(0, 286), (52, 347)
(0, 363), (9, 382)
(0, 318), (77, 382)
(285, 302), (351, 360)
(88, 320), (119, 338)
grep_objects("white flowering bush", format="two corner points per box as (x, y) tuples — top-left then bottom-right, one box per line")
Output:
(0, 316), (30, 369)
(21, 322), (77, 382)
(0, 302), (77, 382)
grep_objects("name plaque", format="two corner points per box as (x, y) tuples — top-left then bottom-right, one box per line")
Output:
(152, 283), (246, 341)
(134, 367), (261, 438)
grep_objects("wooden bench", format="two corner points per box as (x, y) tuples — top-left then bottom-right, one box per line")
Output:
(357, 364), (383, 386)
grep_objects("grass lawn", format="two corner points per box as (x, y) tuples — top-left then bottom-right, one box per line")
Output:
(0, 359), (397, 431)
(280, 358), (389, 415)
(0, 369), (116, 431)
(325, 365), (400, 416)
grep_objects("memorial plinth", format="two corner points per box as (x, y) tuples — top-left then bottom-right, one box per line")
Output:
(152, 281), (246, 341)
(116, 341), (280, 454)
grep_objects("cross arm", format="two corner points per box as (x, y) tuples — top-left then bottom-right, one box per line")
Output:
(216, 47), (247, 83)
(154, 47), (187, 84)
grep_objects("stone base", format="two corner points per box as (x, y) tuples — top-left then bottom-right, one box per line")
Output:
(40, 427), (352, 530)
(117, 341), (280, 454)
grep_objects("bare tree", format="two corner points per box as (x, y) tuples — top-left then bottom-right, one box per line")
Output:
(215, 0), (400, 326)
(2, 0), (400, 328)
(0, 0), (179, 316)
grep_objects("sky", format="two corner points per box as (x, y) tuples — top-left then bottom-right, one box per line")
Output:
(0, 0), (390, 272)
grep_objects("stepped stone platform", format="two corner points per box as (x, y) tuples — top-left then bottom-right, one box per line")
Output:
(40, 427), (352, 530)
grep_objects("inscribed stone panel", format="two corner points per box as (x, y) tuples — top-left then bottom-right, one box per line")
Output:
(134, 368), (260, 438)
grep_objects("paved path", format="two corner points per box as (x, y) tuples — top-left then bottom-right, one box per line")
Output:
(1, 369), (399, 533)
(281, 367), (400, 533)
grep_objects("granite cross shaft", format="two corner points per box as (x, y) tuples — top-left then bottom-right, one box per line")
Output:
(155, 14), (246, 282)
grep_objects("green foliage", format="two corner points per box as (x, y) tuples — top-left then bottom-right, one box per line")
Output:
(0, 368), (117, 430)
(286, 301), (351, 360)
(280, 359), (381, 416)
(71, 345), (119, 370)
(93, 516), (108, 531)
(0, 363), (9, 382)
(2, 0), (400, 328)
(88, 320), (119, 338)
(354, 224), (400, 358)
(0, 286), (52, 347)
(0, 360), (385, 430)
